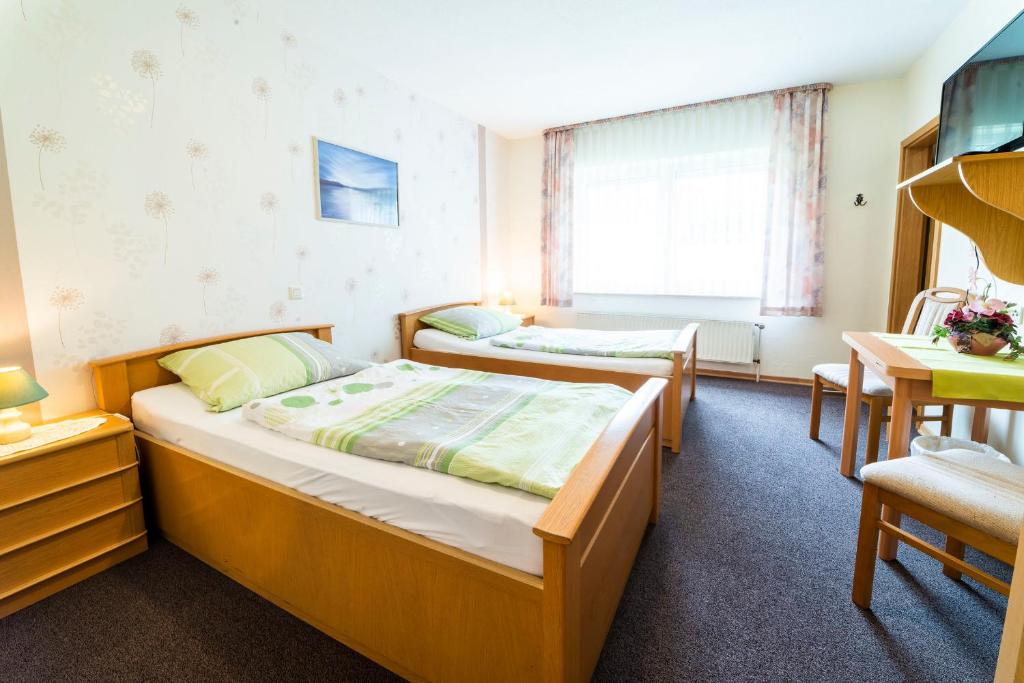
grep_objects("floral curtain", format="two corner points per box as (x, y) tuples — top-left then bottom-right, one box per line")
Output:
(761, 86), (830, 317)
(540, 128), (575, 307)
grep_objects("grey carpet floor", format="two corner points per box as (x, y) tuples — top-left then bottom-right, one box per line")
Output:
(0, 377), (1009, 682)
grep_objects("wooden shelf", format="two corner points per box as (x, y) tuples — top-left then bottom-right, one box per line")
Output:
(898, 152), (1024, 284)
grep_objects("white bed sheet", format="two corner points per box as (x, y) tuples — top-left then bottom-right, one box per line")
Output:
(132, 383), (548, 575)
(413, 328), (674, 376)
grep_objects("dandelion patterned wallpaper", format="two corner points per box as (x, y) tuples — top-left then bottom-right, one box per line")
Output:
(0, 0), (482, 418)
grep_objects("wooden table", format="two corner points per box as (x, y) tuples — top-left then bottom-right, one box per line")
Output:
(839, 331), (1022, 558)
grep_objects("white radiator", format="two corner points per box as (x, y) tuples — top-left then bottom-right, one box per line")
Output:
(575, 312), (764, 370)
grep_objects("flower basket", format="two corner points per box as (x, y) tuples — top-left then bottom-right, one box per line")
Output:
(932, 286), (1022, 360)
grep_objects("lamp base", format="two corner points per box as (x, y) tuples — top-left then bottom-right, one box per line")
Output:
(0, 407), (32, 444)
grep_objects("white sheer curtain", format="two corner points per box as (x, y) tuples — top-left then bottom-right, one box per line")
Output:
(572, 95), (774, 298)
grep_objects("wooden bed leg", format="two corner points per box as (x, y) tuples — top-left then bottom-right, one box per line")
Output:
(543, 540), (581, 683)
(853, 483), (882, 609)
(668, 352), (683, 455)
(651, 395), (663, 525)
(689, 338), (697, 402)
(943, 536), (966, 581)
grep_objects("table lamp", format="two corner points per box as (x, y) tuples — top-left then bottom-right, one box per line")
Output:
(498, 291), (516, 313)
(0, 366), (48, 444)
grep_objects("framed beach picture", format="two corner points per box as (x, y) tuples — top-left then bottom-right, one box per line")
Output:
(313, 137), (399, 227)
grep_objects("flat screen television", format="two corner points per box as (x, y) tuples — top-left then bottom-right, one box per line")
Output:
(936, 9), (1024, 163)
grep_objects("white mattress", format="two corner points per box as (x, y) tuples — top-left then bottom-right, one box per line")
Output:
(413, 328), (674, 376)
(132, 383), (548, 575)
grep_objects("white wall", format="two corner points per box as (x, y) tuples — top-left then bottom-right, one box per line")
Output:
(0, 0), (483, 418)
(901, 0), (1024, 462)
(494, 80), (905, 379)
(484, 130), (510, 303)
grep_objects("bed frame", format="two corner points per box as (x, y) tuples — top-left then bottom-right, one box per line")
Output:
(398, 302), (697, 453)
(90, 325), (667, 683)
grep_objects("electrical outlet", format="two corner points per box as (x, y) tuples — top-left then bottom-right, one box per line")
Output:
(288, 286), (303, 300)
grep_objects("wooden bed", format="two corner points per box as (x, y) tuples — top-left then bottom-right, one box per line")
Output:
(89, 325), (667, 683)
(399, 301), (697, 454)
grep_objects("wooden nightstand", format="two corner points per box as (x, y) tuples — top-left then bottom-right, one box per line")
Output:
(0, 410), (147, 618)
(519, 314), (535, 327)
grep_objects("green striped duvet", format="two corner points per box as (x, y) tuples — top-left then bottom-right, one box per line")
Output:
(489, 326), (679, 360)
(243, 360), (631, 498)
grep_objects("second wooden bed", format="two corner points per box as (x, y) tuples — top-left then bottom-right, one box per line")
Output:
(90, 324), (666, 683)
(399, 301), (697, 454)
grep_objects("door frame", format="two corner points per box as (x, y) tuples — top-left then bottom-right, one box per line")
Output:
(886, 116), (940, 332)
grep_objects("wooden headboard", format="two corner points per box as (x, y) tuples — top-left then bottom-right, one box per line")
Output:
(89, 324), (334, 418)
(397, 301), (481, 359)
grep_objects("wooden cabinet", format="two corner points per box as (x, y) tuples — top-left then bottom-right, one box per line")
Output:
(520, 314), (535, 327)
(0, 411), (147, 618)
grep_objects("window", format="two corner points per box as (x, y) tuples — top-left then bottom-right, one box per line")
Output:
(571, 95), (773, 298)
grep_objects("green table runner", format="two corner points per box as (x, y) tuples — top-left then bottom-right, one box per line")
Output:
(873, 333), (1024, 402)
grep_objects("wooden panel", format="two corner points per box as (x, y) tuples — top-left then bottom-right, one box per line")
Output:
(575, 419), (654, 550)
(578, 429), (656, 677)
(538, 382), (662, 683)
(910, 183), (1024, 284)
(137, 434), (543, 683)
(0, 467), (140, 552)
(410, 349), (654, 388)
(0, 502), (144, 598)
(902, 152), (1024, 285)
(0, 432), (135, 508)
(0, 535), (146, 619)
(90, 325), (335, 417)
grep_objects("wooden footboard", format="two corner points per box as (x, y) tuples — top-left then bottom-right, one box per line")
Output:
(537, 378), (665, 681)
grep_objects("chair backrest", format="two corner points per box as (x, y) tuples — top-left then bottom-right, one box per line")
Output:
(902, 286), (968, 335)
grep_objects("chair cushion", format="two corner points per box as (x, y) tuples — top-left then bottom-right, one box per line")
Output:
(813, 363), (892, 397)
(861, 451), (1024, 543)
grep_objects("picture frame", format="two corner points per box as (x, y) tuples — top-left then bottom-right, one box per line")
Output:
(312, 136), (399, 228)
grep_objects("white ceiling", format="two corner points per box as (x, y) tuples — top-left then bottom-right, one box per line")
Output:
(323, 0), (968, 138)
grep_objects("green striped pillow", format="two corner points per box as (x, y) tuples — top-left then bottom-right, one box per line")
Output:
(158, 332), (370, 412)
(420, 306), (523, 340)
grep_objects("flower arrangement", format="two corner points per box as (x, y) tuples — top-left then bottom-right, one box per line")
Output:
(931, 285), (1022, 360)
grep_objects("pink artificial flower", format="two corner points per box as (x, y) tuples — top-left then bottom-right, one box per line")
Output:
(962, 309), (976, 322)
(968, 298), (990, 315)
(986, 298), (1007, 312)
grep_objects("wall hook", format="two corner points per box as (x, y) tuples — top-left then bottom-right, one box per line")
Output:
(853, 193), (867, 207)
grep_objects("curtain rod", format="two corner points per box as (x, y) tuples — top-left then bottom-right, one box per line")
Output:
(544, 82), (833, 134)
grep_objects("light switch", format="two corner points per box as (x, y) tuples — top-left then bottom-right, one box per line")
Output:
(288, 286), (303, 300)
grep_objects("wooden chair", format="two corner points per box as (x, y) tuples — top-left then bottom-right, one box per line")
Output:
(809, 287), (967, 466)
(852, 449), (1023, 609)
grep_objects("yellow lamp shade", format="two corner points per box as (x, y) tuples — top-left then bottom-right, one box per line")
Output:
(0, 366), (48, 409)
(498, 291), (516, 307)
